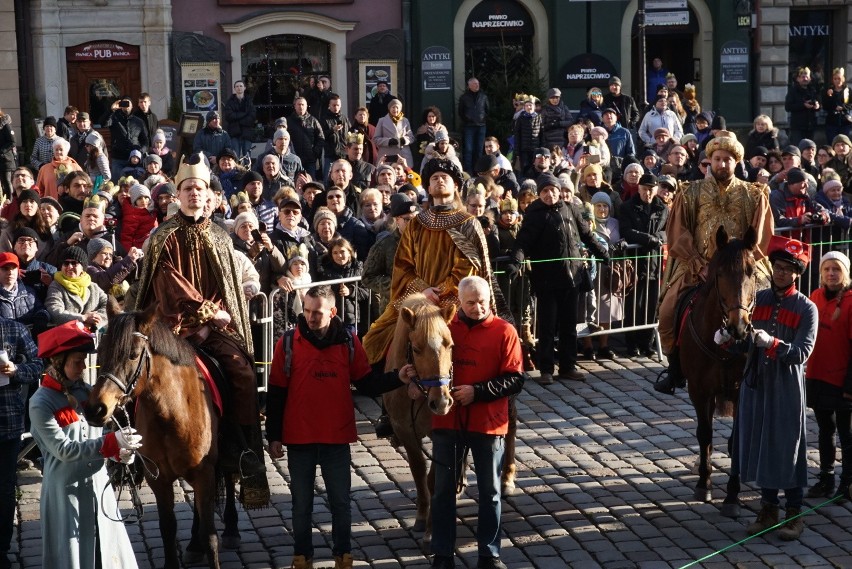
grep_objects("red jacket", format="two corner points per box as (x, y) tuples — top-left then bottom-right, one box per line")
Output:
(806, 287), (852, 388)
(269, 326), (372, 444)
(433, 313), (523, 435)
(120, 199), (157, 251)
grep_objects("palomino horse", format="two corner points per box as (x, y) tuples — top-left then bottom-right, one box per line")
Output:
(84, 301), (238, 569)
(383, 294), (456, 536)
(382, 294), (520, 538)
(680, 226), (759, 517)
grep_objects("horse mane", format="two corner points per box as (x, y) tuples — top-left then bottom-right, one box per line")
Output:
(100, 310), (197, 369)
(386, 293), (453, 370)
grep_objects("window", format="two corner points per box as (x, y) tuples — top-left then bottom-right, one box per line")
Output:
(241, 35), (331, 126)
(788, 10), (832, 90)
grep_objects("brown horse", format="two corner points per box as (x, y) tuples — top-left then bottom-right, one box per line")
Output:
(680, 226), (759, 517)
(84, 301), (238, 569)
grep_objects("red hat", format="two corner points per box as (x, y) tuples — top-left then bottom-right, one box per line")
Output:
(0, 252), (19, 269)
(768, 235), (811, 273)
(38, 320), (96, 358)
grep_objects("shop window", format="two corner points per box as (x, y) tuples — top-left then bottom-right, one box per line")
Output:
(241, 35), (331, 126)
(788, 9), (832, 90)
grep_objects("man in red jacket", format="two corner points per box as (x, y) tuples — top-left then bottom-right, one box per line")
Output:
(405, 275), (524, 569)
(266, 284), (408, 569)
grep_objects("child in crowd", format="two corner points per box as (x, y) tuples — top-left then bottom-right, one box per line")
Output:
(142, 154), (166, 189)
(317, 237), (367, 333)
(120, 149), (145, 180)
(86, 237), (142, 301)
(120, 183), (157, 252)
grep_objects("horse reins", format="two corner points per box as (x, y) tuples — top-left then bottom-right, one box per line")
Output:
(714, 277), (756, 331)
(405, 341), (453, 398)
(688, 276), (756, 364)
(99, 331), (151, 404)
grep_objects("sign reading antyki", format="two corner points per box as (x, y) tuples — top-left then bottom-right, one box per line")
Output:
(788, 25), (829, 37)
(422, 46), (452, 91)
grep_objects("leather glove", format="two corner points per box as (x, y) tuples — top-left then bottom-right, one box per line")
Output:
(398, 137), (406, 147)
(504, 263), (520, 281)
(647, 236), (661, 247)
(387, 138), (399, 147)
(713, 327), (732, 345)
(752, 329), (774, 348)
(115, 427), (143, 451)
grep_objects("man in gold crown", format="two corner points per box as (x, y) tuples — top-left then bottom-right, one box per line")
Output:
(344, 131), (375, 191)
(654, 134), (774, 394)
(134, 153), (270, 506)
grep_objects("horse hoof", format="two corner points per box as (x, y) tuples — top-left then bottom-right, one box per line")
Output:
(181, 549), (205, 565)
(423, 530), (432, 544)
(694, 487), (712, 502)
(412, 519), (426, 533)
(221, 534), (241, 550)
(502, 480), (516, 496)
(720, 502), (742, 518)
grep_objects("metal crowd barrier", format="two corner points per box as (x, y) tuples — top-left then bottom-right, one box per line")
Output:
(774, 223), (850, 293)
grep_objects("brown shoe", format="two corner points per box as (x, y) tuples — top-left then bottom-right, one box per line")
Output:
(291, 555), (314, 569)
(778, 508), (804, 541)
(746, 503), (779, 536)
(536, 372), (554, 385)
(334, 553), (353, 569)
(557, 368), (585, 381)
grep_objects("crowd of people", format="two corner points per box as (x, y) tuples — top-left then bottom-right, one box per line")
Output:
(0, 62), (850, 568)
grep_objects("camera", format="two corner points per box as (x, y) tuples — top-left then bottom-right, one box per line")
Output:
(118, 100), (131, 109)
(808, 212), (826, 224)
(105, 217), (118, 233)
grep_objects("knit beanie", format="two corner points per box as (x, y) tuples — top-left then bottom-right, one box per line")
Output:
(129, 183), (151, 204)
(64, 245), (88, 266)
(233, 211), (259, 233)
(87, 238), (113, 260)
(312, 207), (337, 232)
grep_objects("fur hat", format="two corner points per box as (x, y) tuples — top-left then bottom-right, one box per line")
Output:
(87, 238), (113, 260)
(421, 158), (464, 188)
(706, 136), (744, 163)
(129, 184), (151, 204)
(312, 206), (337, 232)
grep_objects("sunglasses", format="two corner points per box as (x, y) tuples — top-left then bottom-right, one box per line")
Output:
(326, 194), (344, 201)
(62, 260), (81, 267)
(280, 208), (301, 215)
(700, 162), (711, 167)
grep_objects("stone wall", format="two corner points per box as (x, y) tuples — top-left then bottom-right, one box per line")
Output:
(759, 0), (852, 134)
(0, 0), (20, 148)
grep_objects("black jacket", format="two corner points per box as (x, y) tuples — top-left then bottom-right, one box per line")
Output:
(223, 95), (257, 140)
(320, 111), (352, 159)
(288, 113), (325, 164)
(511, 199), (608, 290)
(0, 115), (15, 170)
(368, 92), (396, 126)
(617, 195), (668, 279)
(458, 89), (490, 126)
(317, 256), (368, 327)
(132, 108), (159, 145)
(107, 110), (148, 159)
(785, 83), (820, 131)
(603, 93), (640, 130)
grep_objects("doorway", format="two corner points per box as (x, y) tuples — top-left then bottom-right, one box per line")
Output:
(631, 8), (698, 104)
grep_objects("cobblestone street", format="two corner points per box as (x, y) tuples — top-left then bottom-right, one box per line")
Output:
(12, 355), (852, 568)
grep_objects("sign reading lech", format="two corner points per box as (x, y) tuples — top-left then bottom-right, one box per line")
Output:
(558, 53), (618, 89)
(465, 0), (533, 37)
(421, 46), (452, 91)
(720, 40), (749, 84)
(67, 42), (139, 62)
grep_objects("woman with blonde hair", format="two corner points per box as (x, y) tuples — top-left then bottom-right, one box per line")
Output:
(805, 251), (852, 503)
(36, 138), (83, 200)
(745, 114), (780, 158)
(823, 67), (852, 144)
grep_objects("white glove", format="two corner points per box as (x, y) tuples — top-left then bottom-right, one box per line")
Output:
(117, 448), (136, 464)
(115, 428), (142, 451)
(752, 329), (775, 348)
(713, 327), (732, 345)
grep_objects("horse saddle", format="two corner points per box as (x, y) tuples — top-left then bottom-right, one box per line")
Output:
(673, 284), (702, 348)
(194, 346), (227, 416)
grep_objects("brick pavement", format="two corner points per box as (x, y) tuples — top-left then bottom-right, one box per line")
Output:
(10, 355), (852, 568)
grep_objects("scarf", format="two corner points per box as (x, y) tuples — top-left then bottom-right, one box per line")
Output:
(54, 271), (92, 300)
(390, 112), (404, 125)
(0, 282), (15, 301)
(286, 270), (312, 316)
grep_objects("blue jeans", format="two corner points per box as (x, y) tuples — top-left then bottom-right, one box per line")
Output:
(110, 158), (128, 183)
(288, 444), (351, 558)
(761, 486), (803, 510)
(431, 429), (504, 559)
(463, 125), (486, 174)
(0, 438), (19, 553)
(233, 137), (254, 158)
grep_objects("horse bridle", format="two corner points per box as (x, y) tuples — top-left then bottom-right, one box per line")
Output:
(715, 274), (756, 331)
(99, 331), (151, 404)
(406, 341), (453, 398)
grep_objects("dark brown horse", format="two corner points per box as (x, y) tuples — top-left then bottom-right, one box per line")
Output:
(84, 301), (238, 569)
(680, 226), (759, 517)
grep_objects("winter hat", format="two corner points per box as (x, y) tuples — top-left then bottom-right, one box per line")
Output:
(12, 227), (39, 243)
(18, 189), (40, 204)
(273, 128), (289, 142)
(609, 76), (622, 86)
(287, 256), (308, 270)
(583, 164), (603, 179)
(590, 192), (612, 209)
(680, 133), (697, 146)
(639, 173), (658, 186)
(832, 134), (852, 147)
(144, 154), (162, 167)
(823, 179), (843, 193)
(218, 148), (239, 163)
(129, 183), (151, 204)
(233, 211), (259, 233)
(786, 168), (806, 184)
(39, 196), (62, 213)
(710, 115), (727, 131)
(536, 173), (560, 193)
(389, 193), (417, 217)
(748, 146), (769, 159)
(274, 117), (288, 130)
(63, 245), (88, 267)
(42, 116), (57, 128)
(206, 110), (220, 123)
(546, 87), (562, 99)
(653, 128), (671, 139)
(820, 251), (851, 275)
(87, 238), (113, 260)
(434, 130), (449, 143)
(696, 111), (713, 125)
(152, 129), (167, 144)
(781, 145), (801, 157)
(798, 138), (816, 151)
(590, 126), (608, 141)
(312, 207), (338, 232)
(421, 158), (464, 188)
(641, 148), (659, 160)
(624, 163), (644, 178)
(475, 154), (499, 173)
(129, 149), (143, 161)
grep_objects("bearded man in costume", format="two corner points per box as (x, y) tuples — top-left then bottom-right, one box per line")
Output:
(362, 158), (495, 365)
(133, 153), (269, 507)
(654, 134), (774, 394)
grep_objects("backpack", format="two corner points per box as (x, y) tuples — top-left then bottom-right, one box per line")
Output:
(281, 326), (355, 376)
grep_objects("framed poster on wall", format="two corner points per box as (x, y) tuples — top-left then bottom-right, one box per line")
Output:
(181, 62), (221, 113)
(359, 60), (397, 108)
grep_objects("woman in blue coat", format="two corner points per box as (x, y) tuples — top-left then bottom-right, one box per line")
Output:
(717, 235), (817, 541)
(28, 321), (141, 568)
